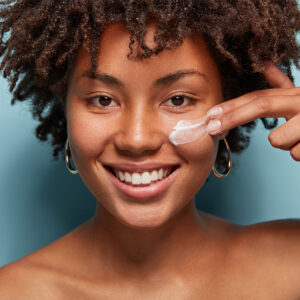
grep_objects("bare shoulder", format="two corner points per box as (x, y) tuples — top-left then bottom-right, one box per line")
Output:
(0, 223), (95, 299)
(199, 213), (300, 297)
(229, 218), (300, 292)
(235, 218), (300, 256)
(200, 211), (300, 255)
(0, 248), (79, 299)
(0, 258), (57, 300)
(0, 236), (68, 299)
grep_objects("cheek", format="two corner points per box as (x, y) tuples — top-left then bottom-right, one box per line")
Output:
(176, 134), (219, 174)
(67, 109), (115, 160)
(170, 134), (219, 203)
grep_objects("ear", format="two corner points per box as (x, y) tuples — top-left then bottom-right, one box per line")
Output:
(218, 130), (229, 141)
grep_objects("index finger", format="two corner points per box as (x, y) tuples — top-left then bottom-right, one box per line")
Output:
(263, 61), (295, 89)
(206, 63), (297, 119)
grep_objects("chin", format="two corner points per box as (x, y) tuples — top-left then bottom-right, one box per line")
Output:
(115, 204), (174, 230)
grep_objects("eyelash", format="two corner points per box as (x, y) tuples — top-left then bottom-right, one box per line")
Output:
(86, 94), (196, 110)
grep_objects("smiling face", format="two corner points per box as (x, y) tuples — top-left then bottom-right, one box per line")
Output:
(66, 22), (223, 229)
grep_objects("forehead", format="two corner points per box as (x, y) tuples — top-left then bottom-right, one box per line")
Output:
(71, 22), (219, 83)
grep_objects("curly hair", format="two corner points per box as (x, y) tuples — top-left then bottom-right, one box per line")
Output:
(0, 0), (299, 171)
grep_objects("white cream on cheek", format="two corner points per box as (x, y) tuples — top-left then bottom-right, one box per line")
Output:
(168, 115), (210, 146)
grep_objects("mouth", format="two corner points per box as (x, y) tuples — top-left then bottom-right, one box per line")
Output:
(103, 164), (180, 200)
(104, 165), (180, 186)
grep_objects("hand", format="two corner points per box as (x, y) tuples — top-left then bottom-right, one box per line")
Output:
(205, 62), (300, 161)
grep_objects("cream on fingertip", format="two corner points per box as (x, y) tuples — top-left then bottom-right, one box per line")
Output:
(206, 119), (221, 133)
(206, 106), (223, 118)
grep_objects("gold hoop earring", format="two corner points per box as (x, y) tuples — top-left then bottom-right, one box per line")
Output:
(65, 138), (79, 175)
(212, 137), (231, 179)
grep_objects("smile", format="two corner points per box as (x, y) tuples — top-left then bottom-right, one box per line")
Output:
(104, 164), (180, 200)
(111, 166), (175, 185)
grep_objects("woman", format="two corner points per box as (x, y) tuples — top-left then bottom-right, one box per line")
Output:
(0, 0), (300, 298)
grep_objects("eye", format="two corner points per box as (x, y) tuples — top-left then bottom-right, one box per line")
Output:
(86, 95), (118, 108)
(164, 95), (196, 110)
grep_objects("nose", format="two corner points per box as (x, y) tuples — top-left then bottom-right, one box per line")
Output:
(113, 108), (164, 156)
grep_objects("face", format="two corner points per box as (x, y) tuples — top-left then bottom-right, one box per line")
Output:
(66, 22), (223, 229)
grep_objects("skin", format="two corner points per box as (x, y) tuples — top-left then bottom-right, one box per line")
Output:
(206, 62), (300, 160)
(1, 22), (300, 299)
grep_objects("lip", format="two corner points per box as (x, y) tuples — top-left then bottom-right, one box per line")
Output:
(104, 165), (180, 200)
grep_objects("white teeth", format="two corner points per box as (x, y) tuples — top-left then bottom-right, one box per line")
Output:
(132, 173), (141, 185)
(141, 172), (151, 184)
(158, 168), (163, 180)
(124, 172), (131, 183)
(150, 170), (158, 181)
(118, 171), (125, 181)
(112, 167), (174, 185)
(163, 168), (168, 177)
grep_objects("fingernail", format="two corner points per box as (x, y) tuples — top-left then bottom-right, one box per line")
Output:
(206, 120), (221, 133)
(206, 106), (223, 118)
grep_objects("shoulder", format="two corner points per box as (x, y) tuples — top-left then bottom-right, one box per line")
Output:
(0, 252), (83, 299)
(234, 218), (300, 256)
(200, 211), (300, 264)
(200, 211), (300, 254)
(0, 233), (71, 299)
(229, 218), (300, 292)
(0, 259), (55, 299)
(196, 212), (300, 297)
(0, 223), (93, 299)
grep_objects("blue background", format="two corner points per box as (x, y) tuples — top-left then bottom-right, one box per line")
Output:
(0, 65), (299, 267)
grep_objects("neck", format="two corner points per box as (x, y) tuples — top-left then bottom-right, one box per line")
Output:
(84, 199), (207, 278)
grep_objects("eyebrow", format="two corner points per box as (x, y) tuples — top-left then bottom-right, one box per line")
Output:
(80, 69), (207, 87)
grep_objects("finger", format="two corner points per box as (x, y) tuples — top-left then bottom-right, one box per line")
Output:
(268, 115), (300, 150)
(207, 91), (264, 118)
(206, 95), (300, 135)
(206, 62), (295, 119)
(207, 87), (300, 119)
(290, 142), (300, 161)
(263, 62), (295, 89)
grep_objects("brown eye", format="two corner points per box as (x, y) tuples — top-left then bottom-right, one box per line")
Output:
(164, 95), (195, 110)
(98, 96), (113, 106)
(171, 96), (185, 106)
(87, 95), (118, 108)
